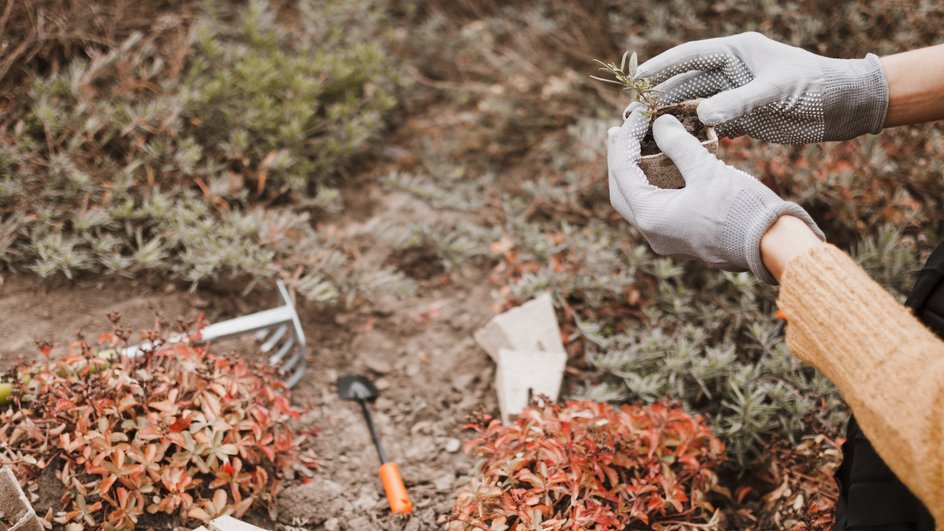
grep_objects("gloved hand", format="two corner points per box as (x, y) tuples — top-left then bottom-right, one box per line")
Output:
(608, 108), (825, 284)
(626, 32), (888, 144)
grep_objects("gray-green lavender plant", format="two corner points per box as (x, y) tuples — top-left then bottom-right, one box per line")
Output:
(0, 0), (409, 303)
(592, 52), (659, 118)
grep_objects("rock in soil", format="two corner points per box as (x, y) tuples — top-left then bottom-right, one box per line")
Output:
(444, 437), (462, 453)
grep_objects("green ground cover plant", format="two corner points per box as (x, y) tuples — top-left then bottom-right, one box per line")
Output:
(0, 0), (406, 303)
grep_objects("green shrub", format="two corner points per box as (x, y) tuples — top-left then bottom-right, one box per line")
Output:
(183, 0), (397, 194)
(0, 0), (405, 302)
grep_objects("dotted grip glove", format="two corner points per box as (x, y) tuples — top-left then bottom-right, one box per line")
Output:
(629, 32), (889, 144)
(608, 109), (825, 284)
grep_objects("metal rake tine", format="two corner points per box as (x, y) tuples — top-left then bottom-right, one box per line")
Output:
(159, 281), (311, 387)
(269, 336), (294, 365)
(279, 343), (305, 374)
(260, 324), (288, 352)
(283, 359), (306, 388)
(254, 327), (271, 342)
(121, 280), (307, 388)
(255, 324), (284, 347)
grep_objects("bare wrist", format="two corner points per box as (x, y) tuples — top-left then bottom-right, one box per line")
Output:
(760, 215), (824, 282)
(881, 44), (944, 128)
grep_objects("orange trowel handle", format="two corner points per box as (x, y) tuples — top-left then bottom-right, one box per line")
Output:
(378, 462), (413, 514)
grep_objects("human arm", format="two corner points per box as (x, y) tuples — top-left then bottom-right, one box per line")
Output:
(771, 232), (944, 523)
(759, 215), (824, 282)
(607, 110), (944, 520)
(881, 44), (944, 127)
(763, 217), (944, 522)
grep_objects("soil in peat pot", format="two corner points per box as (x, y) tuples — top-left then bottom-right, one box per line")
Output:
(640, 105), (709, 156)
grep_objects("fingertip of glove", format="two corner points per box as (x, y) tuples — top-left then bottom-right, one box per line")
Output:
(652, 114), (686, 140)
(607, 126), (620, 138)
(696, 102), (726, 126)
(633, 63), (653, 81)
(653, 114), (682, 127)
(617, 108), (650, 142)
(625, 106), (649, 123)
(652, 114), (711, 169)
(622, 101), (643, 120)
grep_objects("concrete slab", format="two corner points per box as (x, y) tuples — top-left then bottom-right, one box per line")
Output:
(207, 515), (270, 531)
(495, 347), (566, 424)
(474, 292), (565, 362)
(0, 467), (42, 531)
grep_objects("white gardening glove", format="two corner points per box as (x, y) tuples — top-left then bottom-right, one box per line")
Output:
(625, 32), (888, 144)
(608, 108), (825, 284)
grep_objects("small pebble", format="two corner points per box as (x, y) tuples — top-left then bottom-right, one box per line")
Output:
(445, 437), (462, 453)
(324, 518), (340, 531)
(434, 473), (455, 492)
(451, 373), (474, 391)
(364, 356), (392, 375)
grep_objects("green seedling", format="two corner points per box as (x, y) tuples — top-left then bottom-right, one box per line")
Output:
(592, 51), (660, 118)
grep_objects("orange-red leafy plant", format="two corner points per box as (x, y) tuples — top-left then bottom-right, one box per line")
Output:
(0, 325), (316, 530)
(447, 400), (725, 530)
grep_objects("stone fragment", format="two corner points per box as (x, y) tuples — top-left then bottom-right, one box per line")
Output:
(0, 467), (43, 531)
(207, 515), (270, 531)
(474, 292), (565, 362)
(495, 347), (566, 425)
(434, 473), (455, 492)
(363, 355), (393, 375)
(444, 437), (462, 453)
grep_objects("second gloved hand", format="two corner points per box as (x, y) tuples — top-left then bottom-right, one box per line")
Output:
(627, 32), (888, 144)
(608, 109), (825, 284)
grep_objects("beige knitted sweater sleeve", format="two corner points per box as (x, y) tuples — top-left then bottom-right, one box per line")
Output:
(778, 243), (944, 522)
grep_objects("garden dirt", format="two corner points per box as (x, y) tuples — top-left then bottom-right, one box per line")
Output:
(640, 106), (708, 156)
(0, 182), (499, 530)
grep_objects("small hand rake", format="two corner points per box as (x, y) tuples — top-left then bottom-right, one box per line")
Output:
(123, 280), (307, 388)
